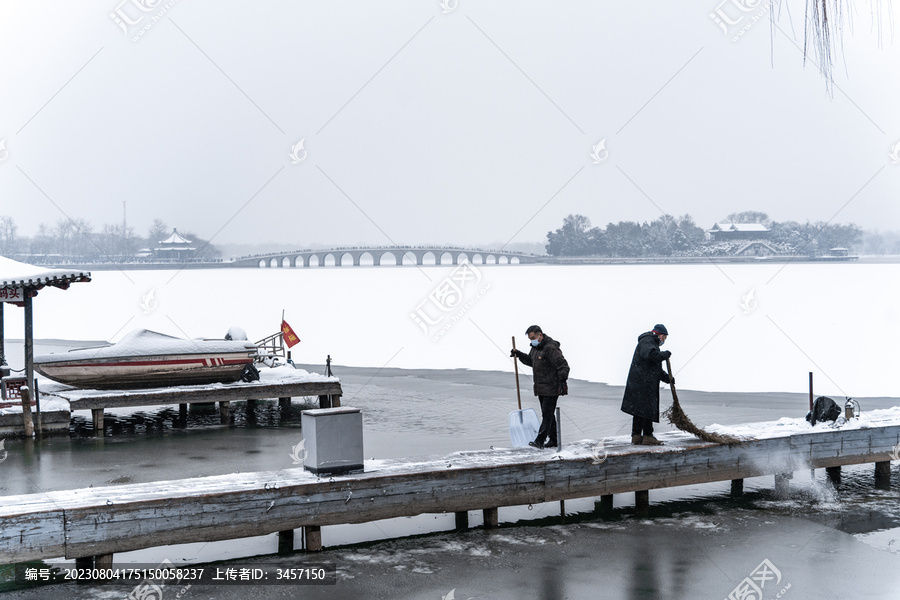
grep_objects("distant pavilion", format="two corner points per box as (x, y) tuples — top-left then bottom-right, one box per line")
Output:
(155, 229), (196, 261)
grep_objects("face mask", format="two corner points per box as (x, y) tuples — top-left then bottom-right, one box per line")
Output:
(530, 339), (540, 347)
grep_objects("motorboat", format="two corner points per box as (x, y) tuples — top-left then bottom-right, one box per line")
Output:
(34, 329), (258, 389)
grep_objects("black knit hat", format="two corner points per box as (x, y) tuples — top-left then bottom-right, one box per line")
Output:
(652, 324), (668, 335)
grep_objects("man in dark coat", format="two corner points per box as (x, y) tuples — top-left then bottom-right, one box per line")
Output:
(621, 324), (673, 446)
(511, 325), (570, 449)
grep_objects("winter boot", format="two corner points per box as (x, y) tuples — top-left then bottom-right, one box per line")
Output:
(631, 435), (643, 445)
(642, 435), (663, 446)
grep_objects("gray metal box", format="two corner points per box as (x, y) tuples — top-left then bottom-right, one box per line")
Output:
(301, 406), (364, 474)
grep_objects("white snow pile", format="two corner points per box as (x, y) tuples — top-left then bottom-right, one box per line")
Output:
(34, 329), (258, 364)
(704, 405), (900, 439)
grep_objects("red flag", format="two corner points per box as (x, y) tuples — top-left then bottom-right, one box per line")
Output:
(281, 320), (301, 348)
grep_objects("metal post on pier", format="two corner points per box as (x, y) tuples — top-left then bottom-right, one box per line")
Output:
(319, 356), (340, 409)
(809, 372), (815, 479)
(808, 372), (814, 413)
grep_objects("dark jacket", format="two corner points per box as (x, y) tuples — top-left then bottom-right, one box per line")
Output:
(516, 335), (570, 397)
(621, 332), (672, 422)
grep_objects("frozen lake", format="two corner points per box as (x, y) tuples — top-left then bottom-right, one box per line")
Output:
(3, 263), (900, 598)
(4, 261), (899, 396)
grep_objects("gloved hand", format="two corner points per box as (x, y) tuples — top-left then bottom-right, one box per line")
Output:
(661, 350), (672, 360)
(559, 381), (568, 396)
(667, 375), (675, 386)
(510, 349), (522, 359)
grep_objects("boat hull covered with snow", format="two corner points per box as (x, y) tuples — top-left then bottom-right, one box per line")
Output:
(34, 329), (258, 389)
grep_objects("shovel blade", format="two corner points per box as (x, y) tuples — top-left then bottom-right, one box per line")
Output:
(509, 408), (540, 447)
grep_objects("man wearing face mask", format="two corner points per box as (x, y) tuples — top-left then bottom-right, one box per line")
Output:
(510, 325), (570, 449)
(621, 324), (673, 446)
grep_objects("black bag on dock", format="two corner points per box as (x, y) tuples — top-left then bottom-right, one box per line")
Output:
(240, 363), (260, 382)
(806, 396), (841, 425)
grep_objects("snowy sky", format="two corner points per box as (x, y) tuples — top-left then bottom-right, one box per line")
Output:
(1, 1), (898, 247)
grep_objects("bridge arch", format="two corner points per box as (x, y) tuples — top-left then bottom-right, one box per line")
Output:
(439, 252), (454, 265)
(308, 254), (320, 267)
(401, 251), (417, 266)
(359, 251), (375, 266)
(323, 253), (336, 267)
(379, 251), (398, 266)
(258, 259), (267, 268)
(471, 254), (483, 265)
(484, 254), (496, 265)
(498, 255), (509, 265)
(339, 252), (354, 267)
(422, 251), (437, 265)
(457, 252), (469, 264)
(510, 256), (520, 264)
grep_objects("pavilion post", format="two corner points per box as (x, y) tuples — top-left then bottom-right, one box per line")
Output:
(24, 293), (34, 402)
(23, 293), (35, 436)
(0, 302), (5, 368)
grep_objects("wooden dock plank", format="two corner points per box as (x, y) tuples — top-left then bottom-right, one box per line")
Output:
(3, 424), (900, 562)
(0, 510), (67, 563)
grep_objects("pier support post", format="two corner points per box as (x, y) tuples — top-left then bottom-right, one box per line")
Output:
(75, 557), (92, 570)
(279, 397), (291, 410)
(559, 500), (566, 524)
(826, 466), (841, 485)
(91, 408), (104, 437)
(95, 554), (113, 570)
(635, 490), (649, 517)
(455, 511), (468, 530)
(278, 529), (294, 555)
(318, 394), (342, 409)
(775, 473), (792, 498)
(304, 526), (322, 552)
(596, 494), (614, 516)
(219, 401), (230, 424)
(875, 461), (891, 490)
(483, 507), (499, 529)
(179, 403), (187, 424)
(20, 387), (34, 438)
(730, 479), (744, 498)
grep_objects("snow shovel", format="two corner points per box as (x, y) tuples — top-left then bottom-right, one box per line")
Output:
(509, 336), (539, 447)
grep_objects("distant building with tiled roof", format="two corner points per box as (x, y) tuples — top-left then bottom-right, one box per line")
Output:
(706, 222), (771, 242)
(154, 228), (196, 261)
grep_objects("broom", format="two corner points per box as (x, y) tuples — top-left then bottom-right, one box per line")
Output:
(662, 358), (749, 445)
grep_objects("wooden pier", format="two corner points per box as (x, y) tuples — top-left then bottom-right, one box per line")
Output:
(1, 421), (898, 566)
(42, 379), (343, 434)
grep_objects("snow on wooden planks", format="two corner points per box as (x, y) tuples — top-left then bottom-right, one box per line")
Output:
(1, 424), (899, 562)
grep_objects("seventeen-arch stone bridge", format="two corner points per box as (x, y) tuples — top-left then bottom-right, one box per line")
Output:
(231, 246), (541, 268)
